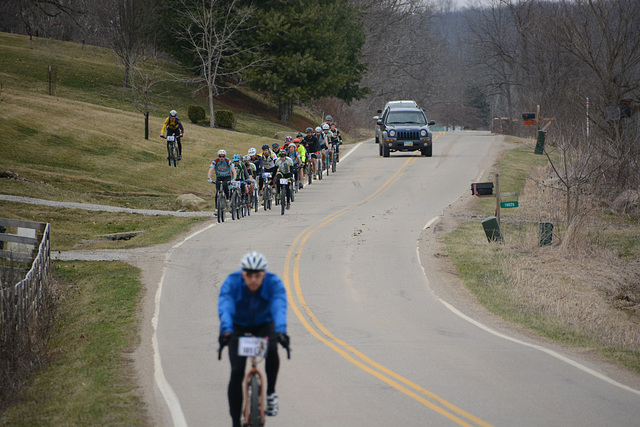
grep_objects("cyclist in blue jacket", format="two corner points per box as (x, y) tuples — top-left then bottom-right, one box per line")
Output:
(218, 252), (290, 427)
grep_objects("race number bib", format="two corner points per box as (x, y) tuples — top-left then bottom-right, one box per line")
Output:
(238, 337), (268, 357)
(280, 178), (289, 185)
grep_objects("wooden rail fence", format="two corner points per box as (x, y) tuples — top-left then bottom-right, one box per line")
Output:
(0, 218), (51, 341)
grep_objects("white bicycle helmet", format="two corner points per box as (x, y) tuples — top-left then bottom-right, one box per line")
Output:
(248, 147), (257, 156)
(321, 123), (330, 130)
(240, 252), (268, 271)
(218, 149), (227, 156)
(170, 110), (177, 117)
(315, 126), (322, 133)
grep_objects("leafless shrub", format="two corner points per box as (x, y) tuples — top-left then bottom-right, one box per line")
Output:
(0, 266), (58, 409)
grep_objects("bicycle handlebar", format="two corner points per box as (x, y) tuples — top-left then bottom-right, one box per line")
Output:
(216, 340), (291, 360)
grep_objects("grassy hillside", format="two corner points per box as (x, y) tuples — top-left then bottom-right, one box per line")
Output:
(0, 32), (324, 250)
(1, 31), (315, 211)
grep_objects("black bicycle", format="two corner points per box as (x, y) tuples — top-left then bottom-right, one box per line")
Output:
(305, 160), (312, 185)
(211, 179), (227, 223)
(262, 172), (272, 211)
(230, 180), (243, 220)
(163, 135), (180, 167)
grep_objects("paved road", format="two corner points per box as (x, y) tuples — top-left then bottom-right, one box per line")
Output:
(154, 132), (640, 426)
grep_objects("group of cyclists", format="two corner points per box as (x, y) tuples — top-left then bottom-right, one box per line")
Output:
(207, 115), (343, 214)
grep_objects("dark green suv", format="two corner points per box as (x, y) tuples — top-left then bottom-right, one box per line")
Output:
(377, 107), (435, 157)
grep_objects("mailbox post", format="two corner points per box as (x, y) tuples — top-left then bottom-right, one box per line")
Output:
(472, 174), (520, 243)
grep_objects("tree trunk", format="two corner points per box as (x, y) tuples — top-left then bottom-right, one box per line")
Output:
(209, 89), (215, 128)
(278, 102), (289, 125)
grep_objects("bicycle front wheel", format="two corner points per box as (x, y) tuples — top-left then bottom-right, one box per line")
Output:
(280, 186), (285, 215)
(216, 191), (225, 223)
(231, 192), (238, 220)
(247, 374), (262, 427)
(253, 188), (259, 213)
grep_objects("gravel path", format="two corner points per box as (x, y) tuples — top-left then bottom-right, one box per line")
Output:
(0, 194), (215, 217)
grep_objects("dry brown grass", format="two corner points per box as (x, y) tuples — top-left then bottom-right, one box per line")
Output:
(500, 163), (640, 354)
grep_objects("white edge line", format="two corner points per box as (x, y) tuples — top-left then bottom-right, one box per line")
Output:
(417, 216), (640, 397)
(152, 222), (217, 427)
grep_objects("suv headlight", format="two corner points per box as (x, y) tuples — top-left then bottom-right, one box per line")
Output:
(420, 129), (427, 137)
(389, 130), (396, 137)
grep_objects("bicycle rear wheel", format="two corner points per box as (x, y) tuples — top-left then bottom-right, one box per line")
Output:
(306, 162), (312, 185)
(247, 374), (261, 427)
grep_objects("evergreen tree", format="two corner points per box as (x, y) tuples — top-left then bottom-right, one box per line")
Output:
(241, 0), (369, 124)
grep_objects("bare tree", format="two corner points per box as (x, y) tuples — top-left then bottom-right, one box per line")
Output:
(174, 0), (258, 128)
(552, 0), (640, 191)
(14, 0), (80, 39)
(131, 57), (169, 139)
(101, 0), (154, 89)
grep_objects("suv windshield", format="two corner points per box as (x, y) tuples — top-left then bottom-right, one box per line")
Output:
(387, 111), (427, 125)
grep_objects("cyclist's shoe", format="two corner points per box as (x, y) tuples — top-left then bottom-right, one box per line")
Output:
(286, 202), (290, 210)
(266, 393), (278, 416)
(299, 182), (303, 190)
(313, 174), (317, 180)
(178, 155), (182, 160)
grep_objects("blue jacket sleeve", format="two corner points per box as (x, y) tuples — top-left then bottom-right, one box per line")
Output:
(218, 275), (237, 334)
(267, 273), (288, 334)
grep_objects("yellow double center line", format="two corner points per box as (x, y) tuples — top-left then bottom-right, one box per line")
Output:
(282, 153), (493, 426)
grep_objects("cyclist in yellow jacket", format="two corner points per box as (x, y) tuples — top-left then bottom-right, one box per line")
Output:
(160, 110), (184, 160)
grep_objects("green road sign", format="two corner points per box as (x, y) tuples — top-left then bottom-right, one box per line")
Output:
(500, 201), (519, 208)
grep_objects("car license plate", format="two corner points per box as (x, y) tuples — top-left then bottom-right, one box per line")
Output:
(404, 141), (413, 146)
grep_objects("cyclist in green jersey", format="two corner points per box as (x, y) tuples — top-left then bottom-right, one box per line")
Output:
(293, 138), (306, 189)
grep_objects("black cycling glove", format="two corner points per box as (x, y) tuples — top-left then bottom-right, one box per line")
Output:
(218, 333), (230, 348)
(277, 332), (290, 349)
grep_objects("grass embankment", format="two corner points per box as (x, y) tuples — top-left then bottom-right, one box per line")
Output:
(0, 262), (145, 425)
(443, 140), (640, 373)
(0, 31), (320, 423)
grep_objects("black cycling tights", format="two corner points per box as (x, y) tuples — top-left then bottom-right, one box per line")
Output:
(227, 322), (279, 427)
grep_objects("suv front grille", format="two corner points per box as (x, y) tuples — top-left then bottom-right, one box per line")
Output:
(396, 130), (420, 140)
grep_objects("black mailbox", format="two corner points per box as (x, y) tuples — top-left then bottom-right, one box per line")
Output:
(471, 182), (494, 196)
